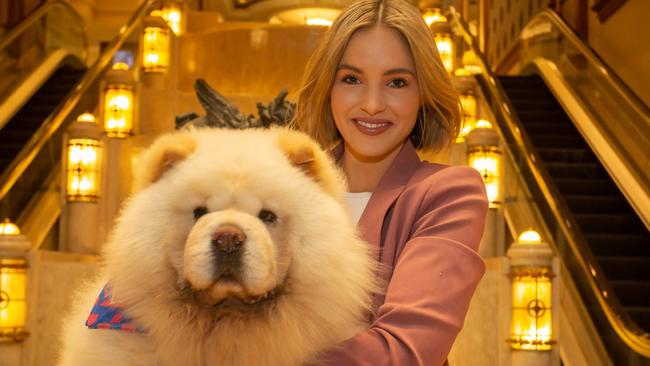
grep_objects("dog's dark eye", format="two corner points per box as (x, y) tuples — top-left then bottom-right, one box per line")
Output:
(193, 206), (208, 220)
(258, 209), (277, 224)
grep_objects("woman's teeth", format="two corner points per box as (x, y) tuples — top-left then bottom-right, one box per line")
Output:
(356, 120), (389, 128)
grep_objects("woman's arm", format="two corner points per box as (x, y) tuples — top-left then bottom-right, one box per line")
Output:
(315, 166), (489, 366)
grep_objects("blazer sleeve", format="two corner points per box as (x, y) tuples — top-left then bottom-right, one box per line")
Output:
(314, 166), (489, 366)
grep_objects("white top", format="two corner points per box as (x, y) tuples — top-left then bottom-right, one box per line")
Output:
(345, 191), (373, 226)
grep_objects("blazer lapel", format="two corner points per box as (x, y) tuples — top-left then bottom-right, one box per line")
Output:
(332, 141), (421, 260)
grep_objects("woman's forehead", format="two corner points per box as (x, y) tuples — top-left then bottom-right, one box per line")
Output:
(339, 25), (416, 73)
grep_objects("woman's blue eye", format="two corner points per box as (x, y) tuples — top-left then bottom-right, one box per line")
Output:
(388, 79), (407, 88)
(342, 76), (359, 84)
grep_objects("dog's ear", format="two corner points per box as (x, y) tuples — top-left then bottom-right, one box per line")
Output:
(276, 129), (345, 199)
(132, 131), (197, 192)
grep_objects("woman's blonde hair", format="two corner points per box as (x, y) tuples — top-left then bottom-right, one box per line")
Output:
(290, 0), (461, 152)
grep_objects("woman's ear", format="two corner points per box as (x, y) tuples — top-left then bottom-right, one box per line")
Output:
(276, 128), (346, 199)
(132, 131), (197, 193)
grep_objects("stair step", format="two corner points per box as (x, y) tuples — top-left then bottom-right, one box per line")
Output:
(626, 307), (650, 332)
(537, 148), (597, 163)
(598, 257), (650, 281)
(554, 178), (619, 196)
(587, 234), (650, 256)
(521, 122), (579, 136)
(515, 110), (572, 124)
(610, 281), (650, 307)
(530, 134), (586, 148)
(508, 99), (562, 111)
(544, 162), (607, 179)
(575, 213), (645, 234)
(564, 195), (630, 214)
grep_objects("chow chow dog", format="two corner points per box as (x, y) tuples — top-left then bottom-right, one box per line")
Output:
(58, 128), (378, 366)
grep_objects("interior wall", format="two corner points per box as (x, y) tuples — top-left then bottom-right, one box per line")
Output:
(587, 0), (650, 108)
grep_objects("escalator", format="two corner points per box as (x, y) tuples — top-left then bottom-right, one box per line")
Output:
(499, 75), (650, 335)
(0, 64), (86, 173)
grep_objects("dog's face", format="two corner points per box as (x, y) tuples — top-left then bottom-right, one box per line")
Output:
(109, 128), (348, 317)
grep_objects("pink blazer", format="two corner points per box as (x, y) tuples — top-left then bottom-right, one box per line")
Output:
(318, 141), (488, 365)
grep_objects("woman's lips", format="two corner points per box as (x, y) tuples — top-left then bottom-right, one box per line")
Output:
(352, 118), (392, 136)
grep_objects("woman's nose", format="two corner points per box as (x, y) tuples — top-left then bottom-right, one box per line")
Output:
(360, 86), (386, 116)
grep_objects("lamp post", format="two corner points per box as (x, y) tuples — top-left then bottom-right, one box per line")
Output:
(0, 219), (29, 343)
(507, 230), (559, 366)
(141, 16), (171, 74)
(60, 113), (103, 254)
(466, 124), (502, 207)
(102, 64), (135, 138)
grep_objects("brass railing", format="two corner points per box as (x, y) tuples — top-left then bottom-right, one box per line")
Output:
(447, 6), (650, 359)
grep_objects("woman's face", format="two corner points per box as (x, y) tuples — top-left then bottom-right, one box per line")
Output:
(331, 25), (421, 162)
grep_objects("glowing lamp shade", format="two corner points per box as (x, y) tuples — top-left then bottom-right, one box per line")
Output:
(0, 258), (27, 342)
(142, 23), (170, 73)
(457, 93), (477, 142)
(510, 267), (553, 350)
(103, 85), (134, 138)
(306, 18), (333, 26)
(519, 230), (542, 244)
(434, 33), (454, 73)
(66, 138), (101, 202)
(468, 146), (502, 207)
(422, 8), (447, 26)
(159, 4), (183, 35)
(0, 219), (20, 236)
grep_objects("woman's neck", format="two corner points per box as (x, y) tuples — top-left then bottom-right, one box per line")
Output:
(340, 142), (404, 193)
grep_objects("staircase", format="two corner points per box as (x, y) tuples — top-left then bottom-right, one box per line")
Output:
(0, 64), (86, 173)
(498, 74), (650, 332)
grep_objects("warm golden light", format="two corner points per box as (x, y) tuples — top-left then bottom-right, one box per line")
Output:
(423, 8), (447, 26)
(104, 86), (134, 138)
(112, 62), (130, 71)
(519, 230), (542, 244)
(306, 17), (333, 26)
(160, 4), (182, 35)
(0, 258), (27, 342)
(142, 25), (170, 73)
(468, 146), (502, 207)
(434, 33), (454, 73)
(510, 268), (553, 351)
(457, 93), (477, 142)
(475, 119), (493, 128)
(462, 50), (483, 75)
(66, 138), (101, 202)
(77, 113), (96, 123)
(0, 219), (20, 236)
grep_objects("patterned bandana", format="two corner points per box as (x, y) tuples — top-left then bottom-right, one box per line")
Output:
(85, 283), (145, 333)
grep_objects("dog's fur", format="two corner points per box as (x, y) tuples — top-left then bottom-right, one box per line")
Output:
(58, 128), (378, 366)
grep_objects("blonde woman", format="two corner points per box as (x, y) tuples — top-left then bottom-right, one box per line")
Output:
(292, 0), (489, 364)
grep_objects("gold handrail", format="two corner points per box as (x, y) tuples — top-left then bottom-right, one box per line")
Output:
(0, 0), (162, 202)
(0, 1), (87, 53)
(447, 6), (650, 358)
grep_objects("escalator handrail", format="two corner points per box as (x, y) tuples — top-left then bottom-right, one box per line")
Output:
(529, 9), (650, 119)
(0, 1), (87, 57)
(447, 6), (650, 358)
(0, 0), (162, 202)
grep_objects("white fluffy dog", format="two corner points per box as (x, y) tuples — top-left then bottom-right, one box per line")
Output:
(58, 128), (378, 366)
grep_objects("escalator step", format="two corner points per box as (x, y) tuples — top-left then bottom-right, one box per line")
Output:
(508, 99), (562, 111)
(544, 162), (606, 179)
(513, 110), (572, 124)
(538, 148), (597, 163)
(598, 257), (650, 281)
(519, 122), (579, 135)
(626, 307), (650, 332)
(554, 178), (619, 196)
(498, 76), (547, 87)
(529, 134), (586, 148)
(610, 281), (650, 307)
(587, 233), (650, 256)
(575, 213), (645, 234)
(564, 195), (629, 214)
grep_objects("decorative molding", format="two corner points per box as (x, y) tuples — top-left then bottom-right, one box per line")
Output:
(591, 0), (629, 22)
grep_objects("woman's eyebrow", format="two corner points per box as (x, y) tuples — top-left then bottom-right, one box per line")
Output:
(337, 63), (415, 77)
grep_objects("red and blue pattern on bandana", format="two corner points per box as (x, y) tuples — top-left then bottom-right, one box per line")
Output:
(85, 283), (145, 333)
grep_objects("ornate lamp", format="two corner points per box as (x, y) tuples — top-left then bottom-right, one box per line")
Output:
(466, 123), (502, 207)
(141, 16), (171, 74)
(0, 219), (29, 342)
(151, 1), (184, 35)
(507, 230), (555, 352)
(65, 113), (102, 202)
(102, 63), (135, 138)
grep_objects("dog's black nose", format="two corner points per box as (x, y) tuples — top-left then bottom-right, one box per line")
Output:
(211, 224), (246, 254)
